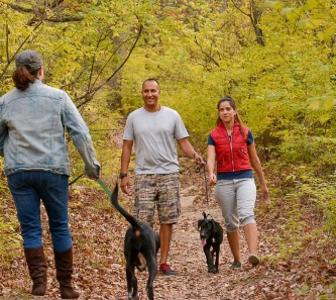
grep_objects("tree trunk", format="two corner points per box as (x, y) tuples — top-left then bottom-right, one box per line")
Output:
(250, 0), (265, 46)
(223, 0), (228, 11)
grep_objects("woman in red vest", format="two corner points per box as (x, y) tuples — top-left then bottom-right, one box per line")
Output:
(207, 96), (269, 269)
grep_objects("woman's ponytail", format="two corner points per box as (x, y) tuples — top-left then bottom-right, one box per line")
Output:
(12, 65), (38, 91)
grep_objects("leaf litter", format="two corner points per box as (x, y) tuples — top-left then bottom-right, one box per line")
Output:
(0, 161), (335, 299)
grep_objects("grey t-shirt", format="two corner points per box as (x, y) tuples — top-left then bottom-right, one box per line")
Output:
(123, 106), (189, 174)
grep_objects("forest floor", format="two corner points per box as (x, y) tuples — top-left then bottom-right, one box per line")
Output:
(0, 159), (336, 299)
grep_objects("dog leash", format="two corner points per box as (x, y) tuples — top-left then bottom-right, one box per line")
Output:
(96, 178), (113, 197)
(69, 173), (84, 186)
(195, 162), (211, 208)
(203, 164), (210, 207)
(69, 162), (108, 187)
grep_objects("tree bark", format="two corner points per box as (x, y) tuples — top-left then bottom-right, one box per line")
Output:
(250, 0), (265, 46)
(231, 0), (265, 46)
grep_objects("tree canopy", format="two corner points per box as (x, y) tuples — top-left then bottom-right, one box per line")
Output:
(1, 1), (336, 298)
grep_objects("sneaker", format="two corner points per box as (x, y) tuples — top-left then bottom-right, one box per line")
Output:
(230, 261), (241, 269)
(159, 263), (176, 276)
(248, 254), (260, 267)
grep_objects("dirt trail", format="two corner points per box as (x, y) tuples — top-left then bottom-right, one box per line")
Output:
(155, 186), (226, 300)
(1, 172), (333, 299)
(154, 185), (266, 300)
(127, 182), (297, 300)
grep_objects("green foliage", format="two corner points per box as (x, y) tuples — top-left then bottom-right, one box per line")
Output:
(0, 0), (336, 262)
(318, 280), (336, 299)
(0, 159), (21, 263)
(281, 167), (336, 241)
(296, 283), (310, 297)
(121, 0), (336, 164)
(0, 214), (21, 264)
(0, 0), (149, 176)
(298, 175), (336, 239)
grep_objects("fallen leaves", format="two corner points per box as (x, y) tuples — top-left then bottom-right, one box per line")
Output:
(0, 163), (335, 299)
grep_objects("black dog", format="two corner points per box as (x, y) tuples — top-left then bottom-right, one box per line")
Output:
(198, 212), (223, 273)
(111, 184), (160, 300)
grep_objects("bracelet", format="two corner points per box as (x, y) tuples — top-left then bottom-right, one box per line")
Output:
(119, 172), (128, 179)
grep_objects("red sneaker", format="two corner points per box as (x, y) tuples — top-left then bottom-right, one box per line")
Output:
(159, 263), (176, 276)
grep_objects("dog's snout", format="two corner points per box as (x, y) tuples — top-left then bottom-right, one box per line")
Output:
(200, 230), (207, 239)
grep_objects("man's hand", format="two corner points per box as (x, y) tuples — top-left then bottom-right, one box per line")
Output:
(177, 138), (205, 165)
(120, 176), (131, 195)
(194, 152), (205, 165)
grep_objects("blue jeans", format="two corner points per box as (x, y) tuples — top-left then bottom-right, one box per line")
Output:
(7, 171), (72, 252)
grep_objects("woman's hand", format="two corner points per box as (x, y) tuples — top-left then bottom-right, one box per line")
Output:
(260, 184), (269, 202)
(208, 172), (217, 185)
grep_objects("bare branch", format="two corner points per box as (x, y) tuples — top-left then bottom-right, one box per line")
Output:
(87, 31), (110, 92)
(5, 2), (33, 13)
(76, 24), (144, 108)
(91, 35), (136, 89)
(5, 18), (9, 63)
(0, 21), (43, 81)
(230, 0), (251, 17)
(44, 15), (84, 23)
(27, 14), (84, 25)
(48, 0), (65, 9)
(3, 1), (83, 24)
(60, 69), (86, 90)
(194, 36), (220, 67)
(223, 0), (228, 11)
(95, 25), (143, 89)
(249, 0), (265, 46)
(231, 0), (265, 46)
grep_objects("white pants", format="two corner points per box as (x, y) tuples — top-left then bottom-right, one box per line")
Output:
(215, 178), (256, 232)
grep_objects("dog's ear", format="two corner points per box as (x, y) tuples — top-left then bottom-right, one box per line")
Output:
(203, 212), (207, 219)
(211, 219), (221, 234)
(197, 219), (203, 231)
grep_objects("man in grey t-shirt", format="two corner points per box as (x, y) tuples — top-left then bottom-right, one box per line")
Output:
(120, 78), (203, 276)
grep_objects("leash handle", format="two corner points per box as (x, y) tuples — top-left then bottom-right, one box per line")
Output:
(96, 178), (112, 197)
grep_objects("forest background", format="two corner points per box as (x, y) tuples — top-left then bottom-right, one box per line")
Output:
(0, 0), (336, 298)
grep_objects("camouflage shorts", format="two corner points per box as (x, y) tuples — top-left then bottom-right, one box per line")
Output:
(134, 173), (181, 225)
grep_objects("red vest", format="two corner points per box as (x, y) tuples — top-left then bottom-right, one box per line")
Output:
(210, 122), (252, 172)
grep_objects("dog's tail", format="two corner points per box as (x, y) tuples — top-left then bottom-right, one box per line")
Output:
(111, 184), (141, 229)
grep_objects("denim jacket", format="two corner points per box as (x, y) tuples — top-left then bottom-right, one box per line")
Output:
(0, 80), (100, 177)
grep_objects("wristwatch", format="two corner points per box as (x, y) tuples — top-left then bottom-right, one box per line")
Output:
(119, 172), (128, 179)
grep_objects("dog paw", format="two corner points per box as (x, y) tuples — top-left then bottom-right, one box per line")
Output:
(128, 294), (139, 300)
(208, 266), (217, 273)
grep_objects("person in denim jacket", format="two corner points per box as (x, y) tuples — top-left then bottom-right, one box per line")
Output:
(0, 50), (100, 299)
